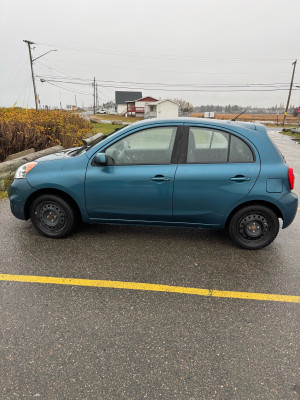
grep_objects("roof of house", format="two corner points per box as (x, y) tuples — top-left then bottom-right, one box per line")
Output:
(147, 100), (179, 106)
(130, 96), (158, 103)
(115, 91), (142, 105)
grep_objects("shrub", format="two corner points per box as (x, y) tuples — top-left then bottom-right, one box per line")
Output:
(0, 108), (91, 162)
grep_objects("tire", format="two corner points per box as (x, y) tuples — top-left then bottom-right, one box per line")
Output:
(30, 194), (77, 238)
(228, 205), (279, 250)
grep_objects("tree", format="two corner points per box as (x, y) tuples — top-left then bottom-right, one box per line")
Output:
(172, 98), (194, 115)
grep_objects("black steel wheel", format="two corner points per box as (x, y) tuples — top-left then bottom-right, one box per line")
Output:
(228, 205), (279, 250)
(30, 194), (77, 238)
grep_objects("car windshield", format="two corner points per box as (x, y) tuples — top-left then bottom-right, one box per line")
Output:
(73, 126), (128, 155)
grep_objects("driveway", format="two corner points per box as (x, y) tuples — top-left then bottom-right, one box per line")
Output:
(0, 129), (299, 399)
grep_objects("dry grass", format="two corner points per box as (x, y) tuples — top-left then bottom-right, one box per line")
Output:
(0, 108), (91, 162)
(190, 113), (299, 124)
(0, 191), (8, 200)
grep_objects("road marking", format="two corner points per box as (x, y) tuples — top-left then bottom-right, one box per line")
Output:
(0, 274), (299, 303)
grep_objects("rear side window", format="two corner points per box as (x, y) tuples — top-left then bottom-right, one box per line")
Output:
(229, 135), (254, 162)
(187, 127), (254, 163)
(187, 128), (229, 163)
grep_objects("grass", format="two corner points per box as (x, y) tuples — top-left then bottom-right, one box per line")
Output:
(91, 122), (125, 135)
(91, 114), (143, 123)
(0, 179), (11, 200)
(280, 130), (300, 140)
(0, 191), (8, 200)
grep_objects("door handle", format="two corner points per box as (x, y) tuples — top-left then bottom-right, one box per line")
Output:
(150, 175), (171, 182)
(230, 175), (251, 182)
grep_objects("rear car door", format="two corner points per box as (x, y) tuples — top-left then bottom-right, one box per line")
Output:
(173, 125), (261, 226)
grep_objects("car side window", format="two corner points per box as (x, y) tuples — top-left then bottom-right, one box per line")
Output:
(187, 128), (229, 163)
(229, 135), (254, 162)
(105, 126), (177, 165)
(187, 127), (254, 163)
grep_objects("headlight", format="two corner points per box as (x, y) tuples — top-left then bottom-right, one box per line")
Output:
(14, 162), (38, 179)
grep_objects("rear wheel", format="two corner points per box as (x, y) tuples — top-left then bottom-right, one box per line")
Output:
(30, 194), (77, 238)
(228, 205), (279, 250)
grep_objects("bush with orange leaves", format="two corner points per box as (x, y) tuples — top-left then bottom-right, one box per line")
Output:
(0, 108), (91, 162)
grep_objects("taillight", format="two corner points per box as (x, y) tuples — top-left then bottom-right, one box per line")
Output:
(288, 167), (294, 190)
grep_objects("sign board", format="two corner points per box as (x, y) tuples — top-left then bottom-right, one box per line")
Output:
(204, 112), (215, 118)
(297, 107), (300, 114)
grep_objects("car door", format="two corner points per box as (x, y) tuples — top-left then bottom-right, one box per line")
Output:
(85, 125), (182, 222)
(173, 125), (261, 226)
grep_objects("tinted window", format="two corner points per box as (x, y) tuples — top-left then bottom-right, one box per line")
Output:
(187, 128), (229, 163)
(229, 135), (254, 162)
(105, 126), (177, 165)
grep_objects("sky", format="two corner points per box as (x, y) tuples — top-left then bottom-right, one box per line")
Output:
(1, 0), (300, 110)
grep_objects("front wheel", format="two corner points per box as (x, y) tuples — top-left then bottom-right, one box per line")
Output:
(30, 194), (77, 238)
(228, 205), (279, 250)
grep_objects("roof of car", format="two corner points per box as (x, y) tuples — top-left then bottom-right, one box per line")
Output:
(127, 117), (266, 133)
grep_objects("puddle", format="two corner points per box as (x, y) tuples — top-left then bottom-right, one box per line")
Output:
(292, 139), (300, 144)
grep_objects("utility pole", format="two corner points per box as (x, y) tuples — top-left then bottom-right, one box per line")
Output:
(283, 60), (297, 126)
(96, 83), (98, 109)
(93, 77), (96, 115)
(23, 40), (38, 111)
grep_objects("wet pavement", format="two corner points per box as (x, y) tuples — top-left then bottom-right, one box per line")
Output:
(0, 129), (299, 399)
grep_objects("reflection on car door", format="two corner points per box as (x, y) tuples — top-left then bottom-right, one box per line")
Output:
(85, 125), (181, 222)
(173, 126), (261, 226)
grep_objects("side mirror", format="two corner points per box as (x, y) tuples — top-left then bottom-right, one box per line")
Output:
(94, 152), (108, 166)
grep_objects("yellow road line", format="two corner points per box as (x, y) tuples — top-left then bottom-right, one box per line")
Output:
(0, 274), (299, 303)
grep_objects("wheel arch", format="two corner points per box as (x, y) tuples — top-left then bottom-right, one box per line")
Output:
(24, 188), (82, 222)
(225, 200), (283, 228)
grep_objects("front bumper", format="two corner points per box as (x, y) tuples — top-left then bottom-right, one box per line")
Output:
(8, 179), (35, 220)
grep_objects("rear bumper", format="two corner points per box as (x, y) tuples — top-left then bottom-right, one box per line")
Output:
(279, 192), (298, 228)
(8, 179), (35, 220)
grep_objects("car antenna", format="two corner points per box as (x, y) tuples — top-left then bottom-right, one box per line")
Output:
(231, 109), (247, 121)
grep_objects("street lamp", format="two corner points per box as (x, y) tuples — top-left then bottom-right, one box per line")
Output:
(32, 49), (57, 63)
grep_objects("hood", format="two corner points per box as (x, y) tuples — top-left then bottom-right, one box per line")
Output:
(35, 148), (78, 162)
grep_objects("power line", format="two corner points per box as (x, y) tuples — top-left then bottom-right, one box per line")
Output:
(1, 47), (27, 95)
(39, 57), (293, 76)
(35, 41), (299, 63)
(40, 78), (300, 93)
(38, 77), (299, 89)
(37, 74), (298, 86)
(45, 81), (92, 95)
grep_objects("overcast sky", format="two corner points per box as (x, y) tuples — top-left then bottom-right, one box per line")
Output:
(1, 0), (300, 109)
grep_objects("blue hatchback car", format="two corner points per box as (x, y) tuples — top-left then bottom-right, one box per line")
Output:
(9, 118), (298, 249)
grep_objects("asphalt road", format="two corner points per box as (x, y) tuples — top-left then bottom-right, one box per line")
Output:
(0, 129), (299, 400)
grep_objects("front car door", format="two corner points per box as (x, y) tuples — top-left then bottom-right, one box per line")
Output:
(173, 125), (261, 226)
(85, 124), (182, 222)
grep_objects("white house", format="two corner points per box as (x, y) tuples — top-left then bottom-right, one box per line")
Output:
(144, 100), (179, 119)
(126, 96), (158, 117)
